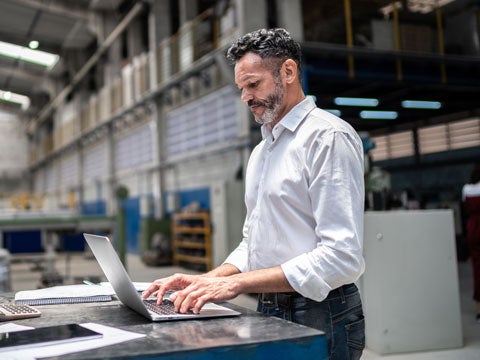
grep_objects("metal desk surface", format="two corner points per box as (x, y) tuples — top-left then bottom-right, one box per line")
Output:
(3, 298), (327, 359)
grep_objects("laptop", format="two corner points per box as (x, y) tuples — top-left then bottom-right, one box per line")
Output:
(83, 233), (241, 321)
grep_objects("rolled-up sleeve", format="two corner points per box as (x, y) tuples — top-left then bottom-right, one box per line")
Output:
(281, 130), (365, 301)
(224, 239), (249, 272)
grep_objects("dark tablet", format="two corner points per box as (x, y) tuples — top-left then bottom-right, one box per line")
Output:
(0, 323), (102, 352)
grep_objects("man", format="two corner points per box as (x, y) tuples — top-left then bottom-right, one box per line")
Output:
(462, 163), (480, 323)
(143, 28), (366, 359)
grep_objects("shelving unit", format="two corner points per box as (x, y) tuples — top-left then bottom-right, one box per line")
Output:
(171, 212), (212, 271)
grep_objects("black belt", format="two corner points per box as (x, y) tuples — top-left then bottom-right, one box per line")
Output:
(258, 292), (300, 308)
(328, 283), (356, 298)
(259, 283), (356, 306)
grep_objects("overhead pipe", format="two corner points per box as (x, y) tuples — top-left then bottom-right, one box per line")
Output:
(15, 0), (90, 21)
(392, 2), (403, 82)
(435, 5), (447, 84)
(28, 1), (147, 134)
(344, 0), (355, 79)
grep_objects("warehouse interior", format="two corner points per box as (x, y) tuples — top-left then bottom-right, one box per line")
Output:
(0, 0), (479, 358)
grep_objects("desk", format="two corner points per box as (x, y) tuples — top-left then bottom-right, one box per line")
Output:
(2, 298), (327, 359)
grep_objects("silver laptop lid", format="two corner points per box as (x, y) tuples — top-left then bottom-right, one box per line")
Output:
(83, 233), (240, 321)
(84, 233), (152, 319)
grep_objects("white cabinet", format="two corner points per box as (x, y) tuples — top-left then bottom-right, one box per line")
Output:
(360, 210), (463, 354)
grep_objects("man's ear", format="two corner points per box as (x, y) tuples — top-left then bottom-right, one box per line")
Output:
(282, 59), (298, 84)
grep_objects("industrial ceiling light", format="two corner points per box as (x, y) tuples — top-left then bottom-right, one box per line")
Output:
(324, 109), (342, 117)
(401, 100), (442, 109)
(360, 110), (398, 120)
(334, 97), (379, 107)
(28, 40), (39, 50)
(0, 89), (30, 110)
(0, 40), (59, 68)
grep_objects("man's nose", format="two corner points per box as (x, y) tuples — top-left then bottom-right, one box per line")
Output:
(240, 89), (252, 103)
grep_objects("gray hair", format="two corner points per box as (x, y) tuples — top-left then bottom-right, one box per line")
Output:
(226, 28), (302, 79)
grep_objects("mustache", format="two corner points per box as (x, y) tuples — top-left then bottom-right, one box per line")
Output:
(247, 100), (267, 107)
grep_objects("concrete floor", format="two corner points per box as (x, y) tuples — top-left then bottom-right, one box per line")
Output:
(8, 251), (480, 359)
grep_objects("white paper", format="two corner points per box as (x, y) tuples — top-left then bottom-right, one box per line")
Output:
(0, 322), (146, 360)
(99, 281), (151, 292)
(0, 323), (34, 333)
(15, 284), (116, 301)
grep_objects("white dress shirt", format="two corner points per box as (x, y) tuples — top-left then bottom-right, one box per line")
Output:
(462, 182), (480, 200)
(224, 96), (365, 302)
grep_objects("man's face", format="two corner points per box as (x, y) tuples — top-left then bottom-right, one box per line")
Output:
(234, 52), (284, 125)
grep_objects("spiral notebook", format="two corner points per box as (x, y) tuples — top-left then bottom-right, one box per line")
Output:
(15, 284), (115, 306)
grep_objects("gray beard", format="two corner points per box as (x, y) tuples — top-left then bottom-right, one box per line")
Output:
(253, 81), (284, 125)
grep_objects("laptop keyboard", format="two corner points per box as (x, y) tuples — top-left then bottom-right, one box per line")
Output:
(143, 299), (178, 315)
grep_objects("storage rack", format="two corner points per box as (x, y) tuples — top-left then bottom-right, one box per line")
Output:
(171, 212), (212, 271)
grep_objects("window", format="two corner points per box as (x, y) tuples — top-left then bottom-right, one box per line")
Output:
(60, 152), (79, 189)
(167, 86), (238, 157)
(418, 118), (480, 154)
(418, 124), (448, 154)
(115, 122), (154, 170)
(371, 131), (414, 161)
(448, 118), (480, 150)
(84, 143), (107, 181)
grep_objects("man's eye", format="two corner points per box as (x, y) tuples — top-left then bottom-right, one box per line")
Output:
(249, 81), (258, 89)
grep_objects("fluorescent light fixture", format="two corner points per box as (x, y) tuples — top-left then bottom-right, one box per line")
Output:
(334, 97), (379, 107)
(0, 89), (30, 110)
(380, 0), (455, 16)
(360, 110), (398, 120)
(0, 40), (59, 68)
(401, 100), (442, 109)
(407, 0), (455, 14)
(325, 109), (342, 117)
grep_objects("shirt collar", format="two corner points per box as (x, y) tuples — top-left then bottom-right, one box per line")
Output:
(261, 96), (316, 140)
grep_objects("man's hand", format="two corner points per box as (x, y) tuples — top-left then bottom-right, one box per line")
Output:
(141, 273), (201, 304)
(141, 265), (291, 314)
(169, 276), (240, 314)
(141, 273), (240, 314)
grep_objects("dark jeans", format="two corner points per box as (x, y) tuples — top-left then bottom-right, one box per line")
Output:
(257, 283), (365, 360)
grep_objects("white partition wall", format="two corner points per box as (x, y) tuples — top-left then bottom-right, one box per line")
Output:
(360, 210), (463, 354)
(210, 180), (245, 267)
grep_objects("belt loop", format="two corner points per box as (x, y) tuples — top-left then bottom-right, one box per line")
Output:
(339, 285), (346, 304)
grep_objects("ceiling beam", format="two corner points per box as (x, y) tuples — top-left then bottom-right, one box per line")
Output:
(0, 31), (62, 54)
(0, 66), (46, 86)
(13, 0), (90, 21)
(27, 0), (147, 134)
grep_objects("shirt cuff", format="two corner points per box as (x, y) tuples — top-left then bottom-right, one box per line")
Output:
(223, 250), (248, 273)
(281, 254), (332, 302)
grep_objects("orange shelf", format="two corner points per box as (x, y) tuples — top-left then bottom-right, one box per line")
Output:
(171, 212), (212, 271)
